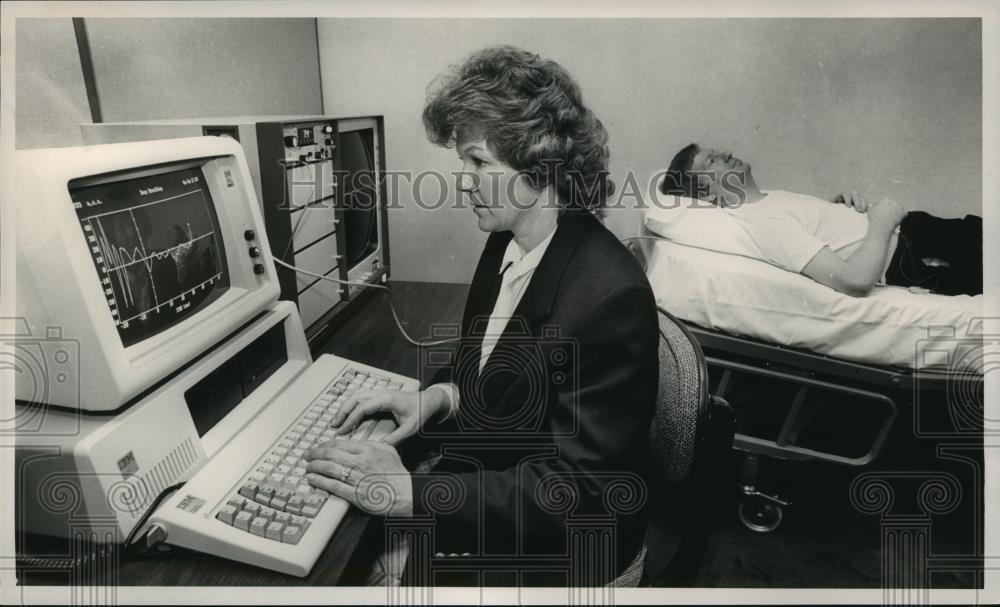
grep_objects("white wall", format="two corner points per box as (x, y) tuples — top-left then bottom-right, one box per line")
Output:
(84, 18), (323, 122)
(15, 18), (324, 148)
(317, 18), (982, 284)
(16, 17), (982, 283)
(15, 19), (92, 149)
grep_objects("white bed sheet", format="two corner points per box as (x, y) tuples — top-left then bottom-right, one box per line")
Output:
(645, 238), (985, 372)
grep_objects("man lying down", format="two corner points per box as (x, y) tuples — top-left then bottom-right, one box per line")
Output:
(660, 143), (983, 297)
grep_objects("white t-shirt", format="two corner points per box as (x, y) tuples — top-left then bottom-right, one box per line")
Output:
(727, 190), (884, 273)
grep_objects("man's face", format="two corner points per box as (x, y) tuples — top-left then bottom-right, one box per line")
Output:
(690, 147), (753, 204)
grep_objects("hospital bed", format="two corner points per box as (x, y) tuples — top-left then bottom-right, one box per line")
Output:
(628, 231), (988, 532)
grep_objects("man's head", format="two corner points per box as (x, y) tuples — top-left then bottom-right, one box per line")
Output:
(660, 143), (761, 206)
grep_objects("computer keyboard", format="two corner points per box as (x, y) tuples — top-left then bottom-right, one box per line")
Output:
(146, 354), (420, 576)
(214, 365), (401, 541)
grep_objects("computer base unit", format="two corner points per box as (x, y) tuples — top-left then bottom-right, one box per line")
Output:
(14, 302), (311, 543)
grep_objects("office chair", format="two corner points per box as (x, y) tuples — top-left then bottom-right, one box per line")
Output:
(640, 306), (737, 587)
(393, 303), (736, 589)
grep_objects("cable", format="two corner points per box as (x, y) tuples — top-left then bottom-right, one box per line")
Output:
(619, 235), (667, 268)
(273, 257), (387, 290)
(272, 258), (458, 347)
(122, 482), (185, 548)
(16, 546), (117, 571)
(279, 236), (663, 347)
(15, 481), (184, 571)
(278, 234), (664, 348)
(619, 235), (668, 245)
(281, 206), (308, 262)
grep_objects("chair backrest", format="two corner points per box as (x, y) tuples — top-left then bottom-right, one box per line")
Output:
(643, 307), (736, 586)
(648, 307), (710, 491)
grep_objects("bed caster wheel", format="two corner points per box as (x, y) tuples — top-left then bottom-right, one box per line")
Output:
(738, 496), (784, 533)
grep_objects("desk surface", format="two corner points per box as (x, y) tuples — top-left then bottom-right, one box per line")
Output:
(17, 281), (469, 587)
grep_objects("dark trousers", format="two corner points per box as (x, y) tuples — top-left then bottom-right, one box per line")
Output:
(884, 211), (983, 296)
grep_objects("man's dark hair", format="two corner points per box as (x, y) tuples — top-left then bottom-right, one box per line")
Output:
(659, 143), (700, 198)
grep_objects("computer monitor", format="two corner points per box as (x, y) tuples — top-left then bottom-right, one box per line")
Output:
(340, 127), (379, 268)
(80, 115), (393, 341)
(15, 136), (280, 412)
(336, 117), (389, 303)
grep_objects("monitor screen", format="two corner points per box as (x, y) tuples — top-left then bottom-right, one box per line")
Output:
(339, 129), (379, 267)
(70, 161), (230, 347)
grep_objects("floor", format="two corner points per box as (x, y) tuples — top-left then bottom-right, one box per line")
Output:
(326, 281), (984, 589)
(692, 447), (982, 588)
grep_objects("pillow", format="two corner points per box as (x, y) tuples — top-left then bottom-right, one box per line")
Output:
(643, 174), (760, 258)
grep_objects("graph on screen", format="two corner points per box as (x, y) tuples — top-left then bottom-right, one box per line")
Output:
(72, 165), (230, 346)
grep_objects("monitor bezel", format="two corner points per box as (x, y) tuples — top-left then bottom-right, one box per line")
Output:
(15, 136), (280, 411)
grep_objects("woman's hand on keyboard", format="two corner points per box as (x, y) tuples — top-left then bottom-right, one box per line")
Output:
(305, 439), (413, 517)
(331, 388), (449, 445)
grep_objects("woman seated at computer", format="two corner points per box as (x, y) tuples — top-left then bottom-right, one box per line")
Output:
(305, 45), (658, 587)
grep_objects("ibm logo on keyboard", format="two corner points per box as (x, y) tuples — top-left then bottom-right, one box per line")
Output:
(175, 494), (206, 513)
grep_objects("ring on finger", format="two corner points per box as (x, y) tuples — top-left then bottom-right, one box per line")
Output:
(341, 465), (353, 483)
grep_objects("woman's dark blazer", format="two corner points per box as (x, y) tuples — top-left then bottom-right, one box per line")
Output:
(405, 211), (659, 587)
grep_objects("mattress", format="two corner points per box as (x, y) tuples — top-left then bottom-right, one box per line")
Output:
(644, 238), (986, 372)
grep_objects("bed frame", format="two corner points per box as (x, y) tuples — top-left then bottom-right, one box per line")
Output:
(625, 234), (986, 531)
(690, 323), (960, 462)
(687, 321), (984, 532)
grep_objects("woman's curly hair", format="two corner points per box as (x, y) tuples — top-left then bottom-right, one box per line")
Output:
(422, 45), (614, 216)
